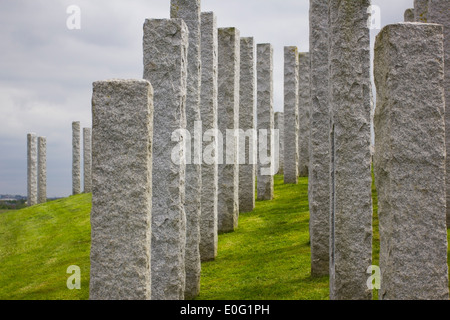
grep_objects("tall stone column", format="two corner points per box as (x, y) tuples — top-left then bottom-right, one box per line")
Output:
(414, 0), (429, 22)
(143, 18), (188, 300)
(283, 46), (299, 184)
(239, 37), (256, 213)
(199, 11), (218, 262)
(37, 137), (46, 204)
(328, 0), (373, 300)
(374, 23), (449, 300)
(256, 43), (274, 201)
(428, 0), (450, 227)
(27, 133), (37, 206)
(217, 27), (240, 233)
(298, 52), (310, 178)
(404, 8), (415, 22)
(83, 128), (92, 193)
(90, 79), (154, 300)
(170, 0), (202, 300)
(309, 0), (330, 277)
(274, 112), (284, 175)
(72, 121), (81, 195)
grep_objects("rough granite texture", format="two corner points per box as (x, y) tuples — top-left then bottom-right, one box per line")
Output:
(217, 27), (240, 233)
(83, 128), (92, 193)
(143, 18), (188, 300)
(414, 0), (429, 22)
(283, 46), (299, 184)
(309, 0), (330, 277)
(429, 0), (450, 228)
(27, 133), (37, 206)
(298, 52), (310, 178)
(37, 137), (46, 204)
(257, 43), (274, 201)
(274, 112), (284, 175)
(328, 0), (373, 301)
(90, 79), (153, 300)
(374, 23), (449, 300)
(170, 0), (202, 300)
(239, 37), (256, 213)
(199, 11), (218, 262)
(72, 121), (81, 195)
(404, 8), (415, 22)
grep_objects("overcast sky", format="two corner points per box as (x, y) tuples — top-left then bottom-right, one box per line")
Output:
(0, 0), (414, 198)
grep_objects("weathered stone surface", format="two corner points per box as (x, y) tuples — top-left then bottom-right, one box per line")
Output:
(217, 27), (240, 233)
(257, 43), (274, 201)
(328, 0), (373, 300)
(414, 0), (429, 22)
(283, 46), (299, 184)
(143, 18), (188, 300)
(27, 133), (37, 206)
(90, 79), (153, 300)
(37, 137), (46, 204)
(309, 0), (330, 277)
(239, 37), (256, 213)
(274, 112), (284, 174)
(199, 11), (218, 262)
(374, 22), (449, 300)
(429, 0), (450, 228)
(298, 52), (310, 178)
(170, 0), (202, 300)
(404, 8), (415, 22)
(72, 121), (81, 195)
(83, 128), (92, 193)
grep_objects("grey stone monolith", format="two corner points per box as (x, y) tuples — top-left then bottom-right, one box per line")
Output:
(143, 18), (188, 300)
(72, 121), (81, 195)
(374, 22), (449, 301)
(429, 0), (450, 228)
(27, 133), (37, 206)
(328, 0), (373, 300)
(298, 52), (310, 178)
(37, 137), (46, 204)
(274, 112), (284, 175)
(199, 11), (218, 262)
(170, 0), (202, 300)
(217, 27), (240, 233)
(284, 46), (299, 184)
(404, 8), (415, 22)
(414, 0), (429, 22)
(309, 0), (330, 277)
(239, 37), (256, 213)
(90, 79), (153, 300)
(257, 43), (274, 201)
(83, 128), (92, 193)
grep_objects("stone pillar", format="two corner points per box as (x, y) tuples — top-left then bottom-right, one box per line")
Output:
(404, 8), (415, 22)
(414, 0), (429, 22)
(283, 46), (299, 184)
(274, 112), (284, 175)
(298, 52), (310, 178)
(83, 128), (92, 193)
(328, 0), (373, 300)
(239, 37), (256, 213)
(217, 27), (240, 233)
(72, 121), (81, 195)
(199, 11), (218, 262)
(374, 23), (449, 300)
(90, 79), (153, 300)
(309, 0), (330, 277)
(37, 137), (46, 204)
(429, 0), (450, 227)
(170, 0), (202, 300)
(27, 133), (37, 206)
(256, 43), (274, 201)
(143, 18), (188, 300)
